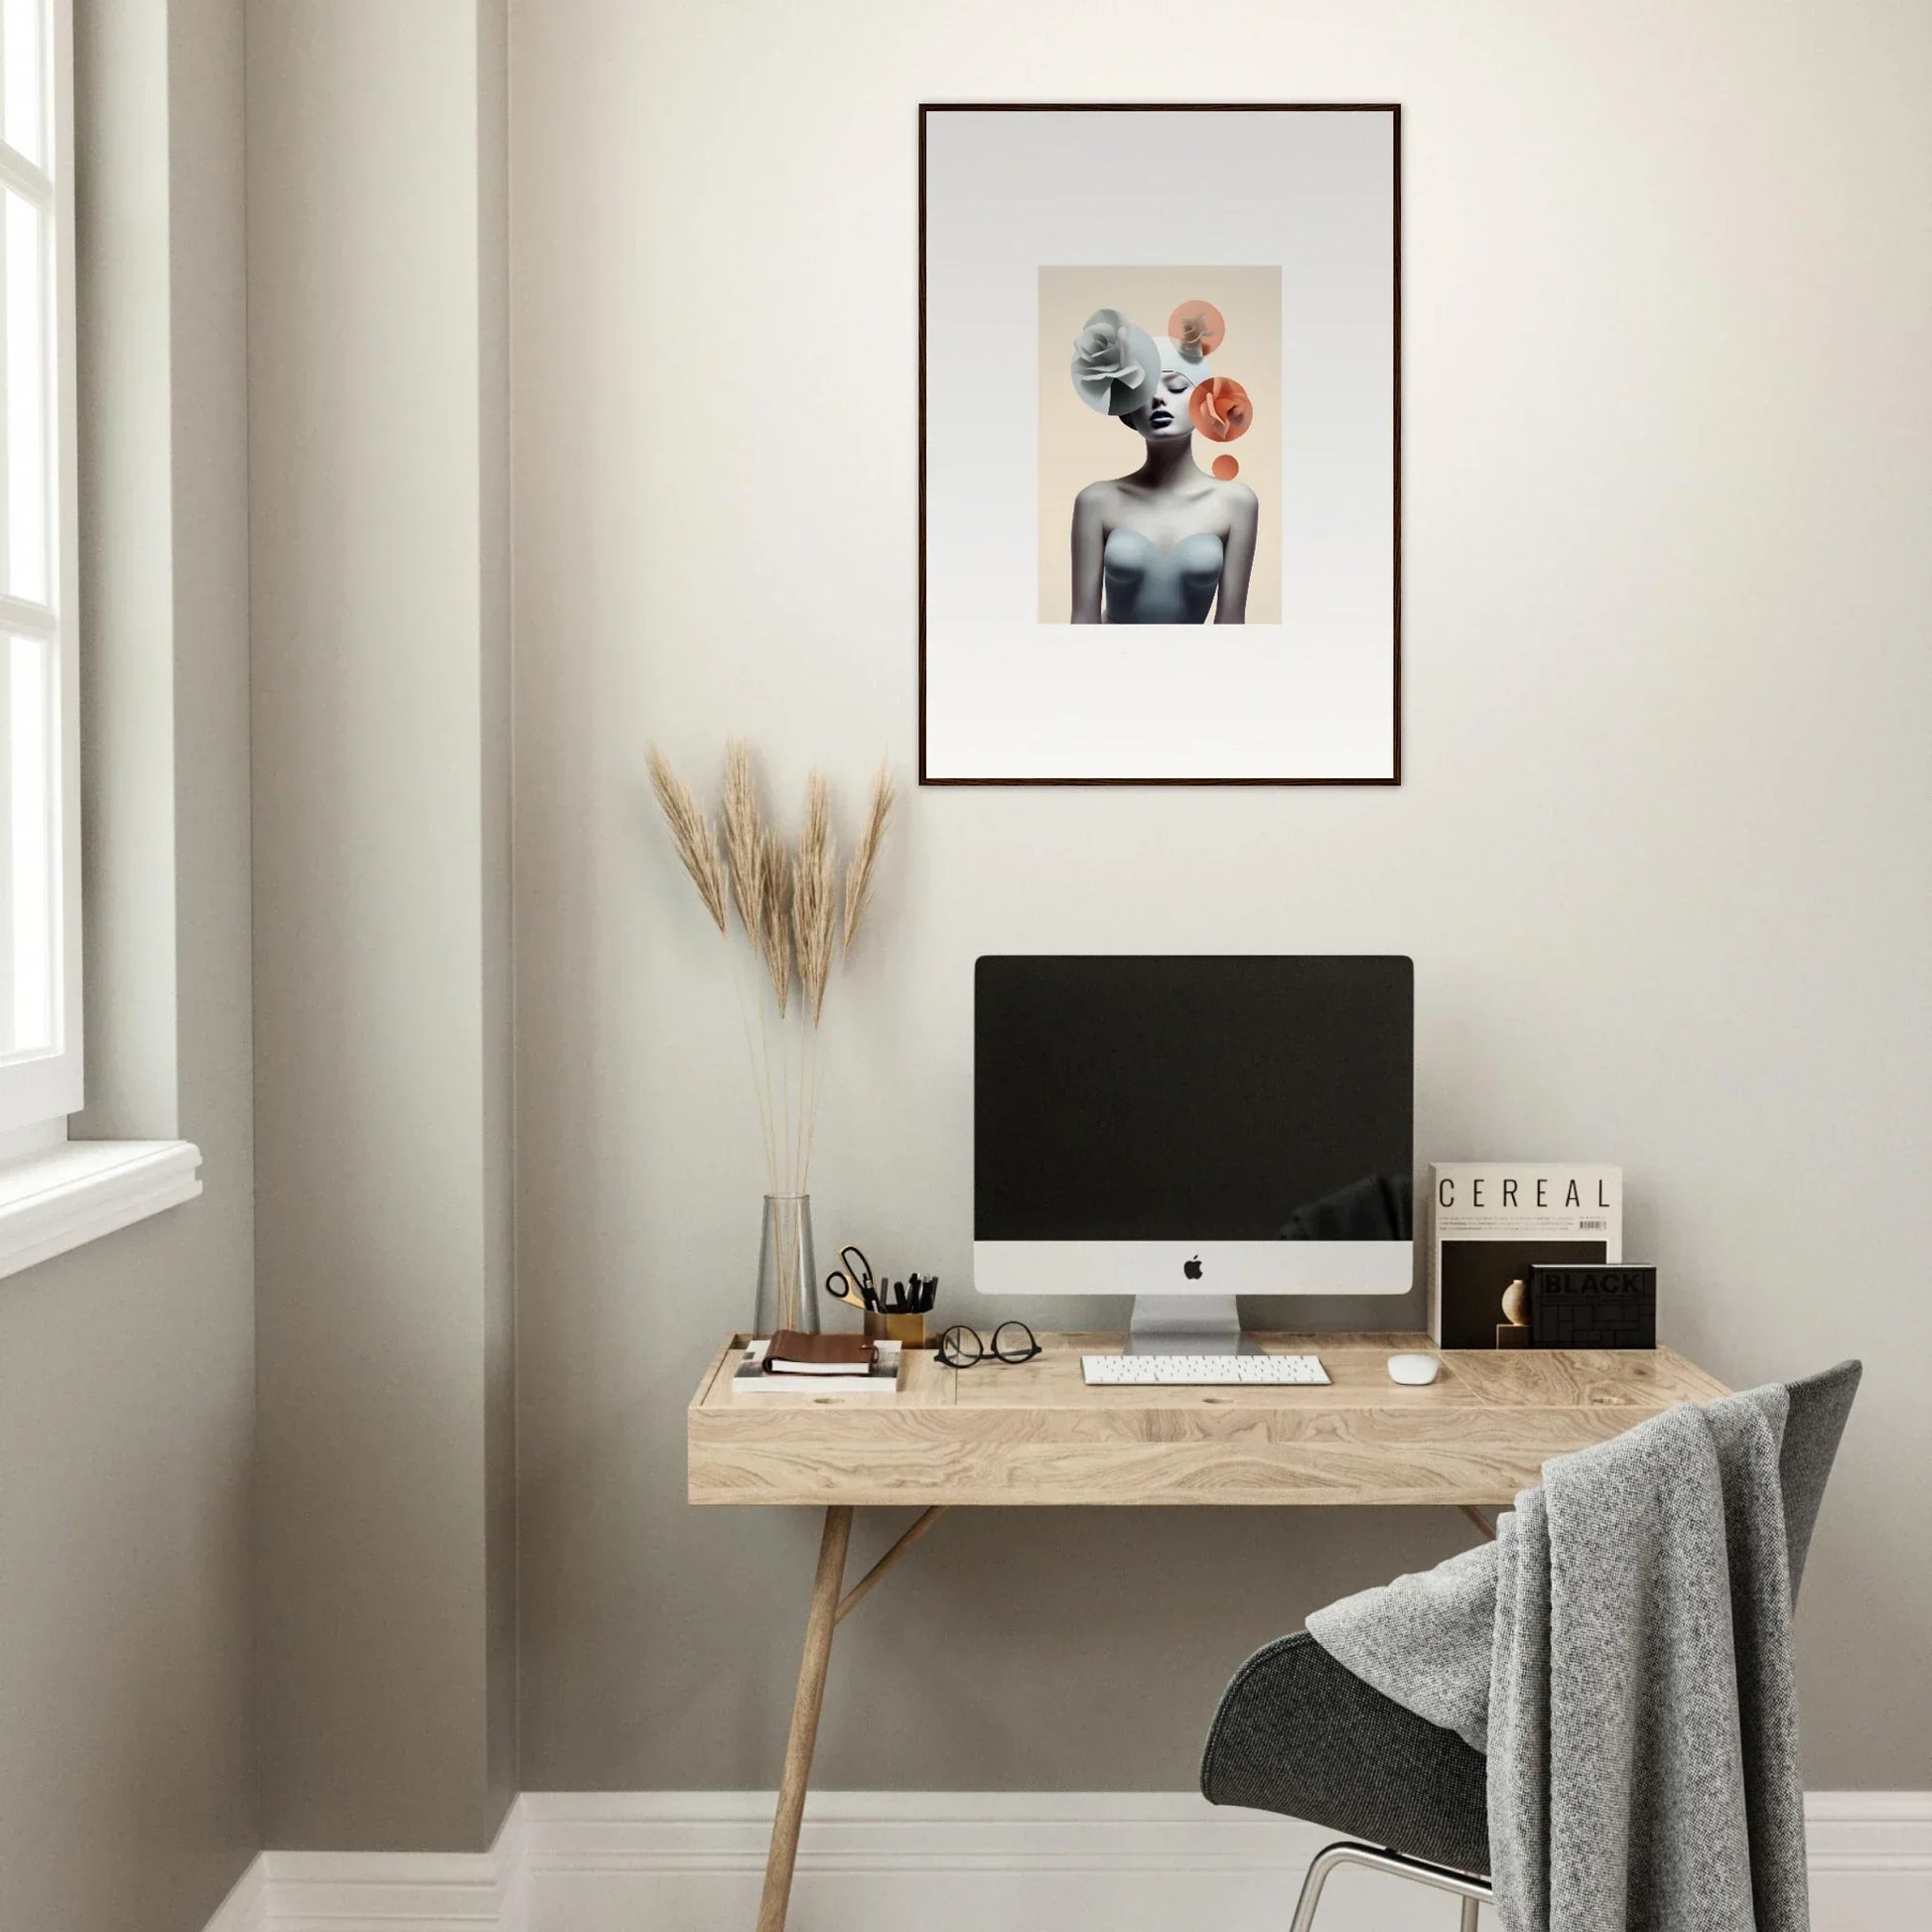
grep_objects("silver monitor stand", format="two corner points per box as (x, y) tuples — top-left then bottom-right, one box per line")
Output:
(1126, 1294), (1258, 1356)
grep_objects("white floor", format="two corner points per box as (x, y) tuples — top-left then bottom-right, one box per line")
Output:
(206, 1790), (1932, 1932)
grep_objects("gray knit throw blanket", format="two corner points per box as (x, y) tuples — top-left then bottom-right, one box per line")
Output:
(1308, 1388), (1810, 1932)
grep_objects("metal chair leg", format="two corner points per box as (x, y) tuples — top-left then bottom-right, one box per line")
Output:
(1287, 1844), (1350, 1932)
(1288, 1841), (1492, 1932)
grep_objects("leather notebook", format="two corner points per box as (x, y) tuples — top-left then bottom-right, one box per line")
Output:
(764, 1330), (876, 1375)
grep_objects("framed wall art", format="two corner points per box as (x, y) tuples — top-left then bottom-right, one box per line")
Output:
(918, 104), (1401, 785)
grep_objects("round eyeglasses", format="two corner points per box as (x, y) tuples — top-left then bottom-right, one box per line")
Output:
(935, 1320), (1040, 1369)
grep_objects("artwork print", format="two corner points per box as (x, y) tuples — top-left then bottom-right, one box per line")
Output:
(1038, 267), (1283, 625)
(921, 105), (1400, 784)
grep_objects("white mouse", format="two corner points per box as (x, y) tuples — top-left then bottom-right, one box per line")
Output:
(1387, 1352), (1442, 1386)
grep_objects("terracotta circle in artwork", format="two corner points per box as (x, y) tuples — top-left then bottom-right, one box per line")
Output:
(1189, 376), (1253, 444)
(1211, 455), (1240, 481)
(1168, 300), (1226, 359)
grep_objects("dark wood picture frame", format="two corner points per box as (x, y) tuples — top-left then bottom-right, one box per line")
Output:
(917, 102), (1402, 787)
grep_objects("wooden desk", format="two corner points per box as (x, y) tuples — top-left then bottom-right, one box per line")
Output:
(688, 1331), (1726, 1929)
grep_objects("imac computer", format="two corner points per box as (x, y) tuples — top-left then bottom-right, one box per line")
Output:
(974, 955), (1414, 1353)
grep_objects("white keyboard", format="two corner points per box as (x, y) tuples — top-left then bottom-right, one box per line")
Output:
(1081, 1352), (1329, 1387)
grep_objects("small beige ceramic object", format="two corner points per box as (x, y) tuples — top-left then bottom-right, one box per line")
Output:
(1500, 1277), (1529, 1328)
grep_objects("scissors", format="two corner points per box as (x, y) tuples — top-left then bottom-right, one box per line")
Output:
(824, 1245), (878, 1313)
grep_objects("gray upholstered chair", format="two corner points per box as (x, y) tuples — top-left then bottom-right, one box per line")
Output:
(1200, 1361), (1862, 1930)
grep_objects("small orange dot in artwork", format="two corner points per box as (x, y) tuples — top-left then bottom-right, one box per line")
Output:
(1212, 455), (1240, 481)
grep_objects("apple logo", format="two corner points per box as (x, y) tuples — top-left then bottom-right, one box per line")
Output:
(1183, 1255), (1203, 1280)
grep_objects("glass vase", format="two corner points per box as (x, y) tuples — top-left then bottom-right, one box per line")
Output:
(754, 1193), (818, 1338)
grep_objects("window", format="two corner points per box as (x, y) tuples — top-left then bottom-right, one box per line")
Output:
(0, 0), (75, 1142)
(0, 0), (199, 1276)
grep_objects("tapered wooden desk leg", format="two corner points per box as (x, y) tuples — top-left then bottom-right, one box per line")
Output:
(757, 1505), (853, 1932)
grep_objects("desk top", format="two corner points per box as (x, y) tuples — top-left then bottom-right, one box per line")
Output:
(687, 1331), (1728, 1508)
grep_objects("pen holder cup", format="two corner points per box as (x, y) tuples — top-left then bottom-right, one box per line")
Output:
(867, 1311), (926, 1348)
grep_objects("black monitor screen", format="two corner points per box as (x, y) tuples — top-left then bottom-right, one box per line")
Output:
(974, 956), (1414, 1241)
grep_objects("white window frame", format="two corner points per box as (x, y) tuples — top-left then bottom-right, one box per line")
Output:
(0, 0), (79, 1141)
(0, 0), (201, 1277)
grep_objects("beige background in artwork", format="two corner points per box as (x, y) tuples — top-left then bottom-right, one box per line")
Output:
(1036, 265), (1283, 623)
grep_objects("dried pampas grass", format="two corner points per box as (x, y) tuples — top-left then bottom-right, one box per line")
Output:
(646, 749), (727, 935)
(758, 826), (793, 1018)
(645, 741), (897, 1193)
(792, 774), (837, 1025)
(843, 762), (895, 954)
(722, 739), (765, 941)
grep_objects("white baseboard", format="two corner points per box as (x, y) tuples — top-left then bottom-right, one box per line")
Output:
(202, 1855), (267, 1932)
(204, 1790), (1932, 1932)
(201, 1804), (523, 1932)
(1802, 1792), (1932, 1932)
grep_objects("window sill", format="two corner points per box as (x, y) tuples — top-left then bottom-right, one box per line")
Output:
(0, 1139), (203, 1283)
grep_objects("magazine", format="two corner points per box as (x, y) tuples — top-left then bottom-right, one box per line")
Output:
(1429, 1164), (1621, 1349)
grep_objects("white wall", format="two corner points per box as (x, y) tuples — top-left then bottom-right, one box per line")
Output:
(248, 0), (516, 1853)
(511, 0), (1932, 1793)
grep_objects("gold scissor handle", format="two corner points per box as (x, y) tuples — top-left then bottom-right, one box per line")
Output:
(823, 1269), (868, 1310)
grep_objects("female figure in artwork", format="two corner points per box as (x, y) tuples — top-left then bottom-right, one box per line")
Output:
(1068, 300), (1259, 624)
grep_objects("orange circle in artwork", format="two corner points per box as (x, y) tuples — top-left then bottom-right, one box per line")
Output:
(1189, 376), (1252, 443)
(1211, 455), (1240, 481)
(1168, 300), (1226, 358)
